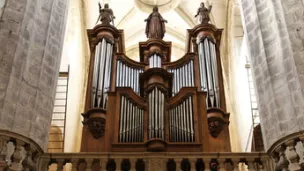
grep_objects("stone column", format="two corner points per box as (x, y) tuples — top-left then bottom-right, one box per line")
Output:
(0, 0), (69, 152)
(240, 0), (304, 151)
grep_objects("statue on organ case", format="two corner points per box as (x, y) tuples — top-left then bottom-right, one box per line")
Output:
(97, 3), (115, 25)
(195, 2), (212, 24)
(145, 6), (168, 39)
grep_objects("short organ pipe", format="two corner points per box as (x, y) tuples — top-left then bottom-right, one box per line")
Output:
(168, 60), (195, 96)
(119, 96), (145, 143)
(168, 96), (195, 142)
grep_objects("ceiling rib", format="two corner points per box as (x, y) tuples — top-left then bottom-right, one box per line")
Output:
(174, 7), (196, 28)
(116, 7), (137, 28)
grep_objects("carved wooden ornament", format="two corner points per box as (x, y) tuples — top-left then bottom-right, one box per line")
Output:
(87, 117), (106, 139)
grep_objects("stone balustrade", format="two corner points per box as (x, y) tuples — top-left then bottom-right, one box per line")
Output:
(0, 130), (43, 171)
(39, 152), (274, 171)
(269, 132), (304, 171)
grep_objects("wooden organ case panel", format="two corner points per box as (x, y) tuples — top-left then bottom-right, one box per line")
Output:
(81, 22), (231, 152)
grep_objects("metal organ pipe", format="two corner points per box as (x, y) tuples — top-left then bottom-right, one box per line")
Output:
(91, 39), (113, 109)
(168, 60), (195, 96)
(210, 42), (220, 107)
(115, 60), (143, 94)
(168, 96), (195, 142)
(155, 88), (159, 138)
(160, 91), (164, 139)
(198, 38), (220, 108)
(148, 93), (152, 140)
(119, 96), (144, 143)
(198, 43), (207, 92)
(149, 54), (161, 68)
(148, 87), (165, 140)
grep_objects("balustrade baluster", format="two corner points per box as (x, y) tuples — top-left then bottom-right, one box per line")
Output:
(100, 160), (107, 171)
(253, 159), (264, 171)
(232, 159), (239, 171)
(85, 159), (93, 171)
(275, 146), (289, 171)
(246, 160), (256, 171)
(189, 158), (196, 171)
(9, 140), (26, 171)
(175, 158), (182, 171)
(285, 139), (301, 170)
(130, 158), (137, 171)
(23, 144), (39, 171)
(299, 136), (304, 169)
(56, 159), (65, 171)
(48, 161), (57, 171)
(224, 159), (234, 171)
(116, 159), (122, 171)
(218, 159), (226, 171)
(71, 159), (79, 171)
(0, 136), (9, 169)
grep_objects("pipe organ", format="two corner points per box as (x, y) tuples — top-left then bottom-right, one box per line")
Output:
(81, 14), (231, 153)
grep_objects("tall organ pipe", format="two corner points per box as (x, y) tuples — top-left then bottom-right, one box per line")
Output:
(91, 39), (113, 109)
(148, 87), (165, 140)
(198, 38), (220, 108)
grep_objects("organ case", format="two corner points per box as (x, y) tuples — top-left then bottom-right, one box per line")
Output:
(81, 22), (230, 152)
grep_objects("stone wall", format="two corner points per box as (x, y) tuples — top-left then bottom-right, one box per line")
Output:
(0, 0), (68, 150)
(241, 0), (304, 150)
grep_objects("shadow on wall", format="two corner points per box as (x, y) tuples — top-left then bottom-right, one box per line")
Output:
(251, 124), (265, 152)
(48, 126), (64, 152)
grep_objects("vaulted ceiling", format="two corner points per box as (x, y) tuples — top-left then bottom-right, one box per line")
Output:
(84, 0), (229, 61)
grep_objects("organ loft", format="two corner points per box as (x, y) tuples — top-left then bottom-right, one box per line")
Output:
(81, 2), (231, 153)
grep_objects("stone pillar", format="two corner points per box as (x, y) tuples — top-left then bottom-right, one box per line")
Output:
(0, 0), (69, 152)
(240, 0), (304, 151)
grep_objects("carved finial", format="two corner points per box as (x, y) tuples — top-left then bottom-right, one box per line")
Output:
(144, 6), (168, 39)
(195, 2), (212, 24)
(96, 3), (116, 25)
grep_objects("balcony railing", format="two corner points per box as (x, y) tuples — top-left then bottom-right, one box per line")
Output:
(40, 152), (274, 171)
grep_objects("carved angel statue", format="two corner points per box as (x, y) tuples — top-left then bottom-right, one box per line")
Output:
(144, 6), (168, 39)
(96, 3), (115, 25)
(195, 2), (212, 24)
